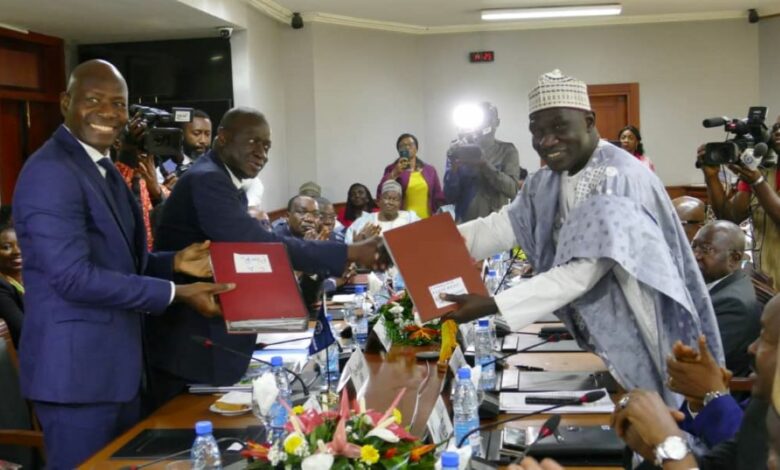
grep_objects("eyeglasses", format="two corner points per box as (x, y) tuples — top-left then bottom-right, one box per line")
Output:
(690, 243), (716, 255)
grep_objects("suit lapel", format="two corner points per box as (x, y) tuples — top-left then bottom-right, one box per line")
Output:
(54, 127), (138, 263)
(709, 271), (742, 296)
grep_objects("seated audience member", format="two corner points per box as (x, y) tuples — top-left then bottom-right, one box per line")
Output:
(346, 180), (420, 243)
(337, 182), (378, 228)
(615, 294), (779, 470)
(692, 221), (760, 376)
(619, 125), (655, 171)
(274, 195), (322, 239)
(377, 133), (445, 219)
(316, 197), (345, 242)
(0, 223), (23, 347)
(299, 181), (322, 198)
(673, 196), (707, 242)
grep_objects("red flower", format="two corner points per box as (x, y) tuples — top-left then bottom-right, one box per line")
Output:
(384, 448), (398, 459)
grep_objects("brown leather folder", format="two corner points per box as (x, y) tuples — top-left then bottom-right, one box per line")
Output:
(382, 213), (488, 322)
(209, 242), (307, 332)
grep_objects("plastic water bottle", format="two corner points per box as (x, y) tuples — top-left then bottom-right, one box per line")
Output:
(354, 285), (369, 348)
(324, 314), (340, 388)
(269, 356), (291, 443)
(453, 367), (481, 455)
(190, 420), (222, 470)
(485, 269), (499, 296)
(490, 253), (504, 279)
(475, 319), (495, 390)
(440, 450), (459, 470)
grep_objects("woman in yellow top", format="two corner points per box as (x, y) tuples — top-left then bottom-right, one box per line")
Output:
(377, 133), (445, 219)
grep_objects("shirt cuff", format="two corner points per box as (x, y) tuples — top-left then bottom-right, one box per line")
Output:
(168, 281), (176, 305)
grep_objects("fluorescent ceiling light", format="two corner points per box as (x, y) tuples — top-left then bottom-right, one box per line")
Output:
(481, 4), (622, 21)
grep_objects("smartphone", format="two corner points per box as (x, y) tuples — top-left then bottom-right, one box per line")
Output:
(398, 156), (410, 169)
(161, 158), (177, 175)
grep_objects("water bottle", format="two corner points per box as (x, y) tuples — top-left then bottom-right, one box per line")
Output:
(453, 367), (481, 455)
(269, 356), (291, 443)
(324, 314), (340, 388)
(440, 450), (459, 470)
(484, 269), (499, 296)
(354, 285), (369, 348)
(190, 420), (222, 470)
(490, 253), (504, 279)
(475, 319), (495, 390)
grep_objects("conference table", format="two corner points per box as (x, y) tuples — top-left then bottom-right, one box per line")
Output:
(78, 323), (620, 469)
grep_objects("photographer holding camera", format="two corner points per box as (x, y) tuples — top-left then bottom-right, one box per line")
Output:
(699, 114), (780, 288)
(443, 102), (522, 222)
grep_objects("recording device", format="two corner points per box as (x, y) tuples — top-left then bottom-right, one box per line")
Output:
(699, 106), (774, 168)
(447, 102), (498, 164)
(128, 104), (193, 157)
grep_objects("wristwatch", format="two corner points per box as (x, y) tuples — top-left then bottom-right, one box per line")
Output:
(702, 390), (729, 407)
(654, 435), (691, 466)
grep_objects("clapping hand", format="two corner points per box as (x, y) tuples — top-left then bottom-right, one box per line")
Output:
(354, 223), (381, 242)
(347, 236), (390, 271)
(174, 240), (214, 278)
(666, 335), (731, 411)
(610, 389), (685, 459)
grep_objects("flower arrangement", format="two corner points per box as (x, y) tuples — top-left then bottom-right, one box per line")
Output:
(242, 388), (437, 469)
(374, 290), (441, 346)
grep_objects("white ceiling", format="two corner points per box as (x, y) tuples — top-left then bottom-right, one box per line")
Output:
(0, 0), (778, 43)
(0, 0), (237, 43)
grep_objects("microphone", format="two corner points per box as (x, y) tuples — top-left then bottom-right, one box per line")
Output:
(702, 116), (728, 128)
(256, 336), (313, 349)
(754, 142), (769, 158)
(511, 414), (561, 464)
(454, 390), (606, 448)
(126, 436), (246, 470)
(191, 335), (309, 395)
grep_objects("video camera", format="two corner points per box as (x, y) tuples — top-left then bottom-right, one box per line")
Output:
(127, 104), (193, 157)
(446, 102), (498, 163)
(698, 106), (775, 169)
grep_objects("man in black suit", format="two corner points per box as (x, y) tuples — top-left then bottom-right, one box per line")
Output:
(145, 107), (381, 408)
(692, 221), (761, 377)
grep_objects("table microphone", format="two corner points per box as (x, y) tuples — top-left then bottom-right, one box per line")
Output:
(191, 335), (309, 395)
(482, 334), (565, 369)
(256, 336), (313, 349)
(454, 390), (606, 448)
(511, 414), (561, 464)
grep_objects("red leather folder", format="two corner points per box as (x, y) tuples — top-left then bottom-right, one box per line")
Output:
(382, 213), (488, 322)
(209, 242), (308, 332)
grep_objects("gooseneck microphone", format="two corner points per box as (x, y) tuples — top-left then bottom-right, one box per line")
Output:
(480, 334), (566, 369)
(511, 414), (561, 464)
(191, 335), (309, 394)
(702, 117), (729, 128)
(454, 390), (606, 448)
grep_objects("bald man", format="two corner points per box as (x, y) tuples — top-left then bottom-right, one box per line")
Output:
(12, 60), (232, 468)
(692, 221), (761, 376)
(673, 195), (706, 242)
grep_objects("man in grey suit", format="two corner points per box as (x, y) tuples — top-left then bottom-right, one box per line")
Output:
(692, 220), (761, 377)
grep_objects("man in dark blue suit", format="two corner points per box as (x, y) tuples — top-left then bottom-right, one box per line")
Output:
(12, 60), (234, 469)
(147, 107), (382, 406)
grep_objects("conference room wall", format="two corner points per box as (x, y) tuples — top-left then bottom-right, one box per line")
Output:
(759, 16), (780, 121)
(230, 5), (291, 211)
(418, 19), (759, 186)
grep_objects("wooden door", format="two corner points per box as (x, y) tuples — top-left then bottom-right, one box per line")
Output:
(588, 83), (640, 141)
(0, 28), (64, 207)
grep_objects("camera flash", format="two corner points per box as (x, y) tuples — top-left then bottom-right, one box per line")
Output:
(453, 103), (485, 132)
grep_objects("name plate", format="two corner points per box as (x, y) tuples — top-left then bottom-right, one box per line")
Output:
(459, 323), (474, 351)
(449, 345), (467, 376)
(338, 347), (370, 399)
(427, 395), (453, 445)
(373, 317), (393, 352)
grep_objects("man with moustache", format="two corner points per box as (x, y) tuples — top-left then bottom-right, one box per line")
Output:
(444, 70), (723, 405)
(12, 59), (232, 468)
(146, 107), (383, 406)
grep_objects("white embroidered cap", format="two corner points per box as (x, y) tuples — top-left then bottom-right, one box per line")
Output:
(528, 69), (591, 114)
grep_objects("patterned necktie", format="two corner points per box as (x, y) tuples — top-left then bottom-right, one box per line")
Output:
(97, 158), (137, 241)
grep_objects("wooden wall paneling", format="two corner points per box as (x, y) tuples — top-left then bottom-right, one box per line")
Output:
(0, 100), (24, 205)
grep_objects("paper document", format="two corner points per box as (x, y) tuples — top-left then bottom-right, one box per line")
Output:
(500, 388), (614, 414)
